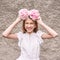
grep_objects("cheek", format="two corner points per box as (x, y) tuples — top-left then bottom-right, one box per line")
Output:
(31, 25), (35, 28)
(25, 24), (28, 28)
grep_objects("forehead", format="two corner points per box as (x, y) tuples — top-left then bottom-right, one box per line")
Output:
(25, 18), (34, 23)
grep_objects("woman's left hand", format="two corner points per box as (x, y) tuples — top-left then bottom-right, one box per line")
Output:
(37, 17), (44, 25)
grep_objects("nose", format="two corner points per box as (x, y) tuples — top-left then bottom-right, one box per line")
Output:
(28, 24), (31, 27)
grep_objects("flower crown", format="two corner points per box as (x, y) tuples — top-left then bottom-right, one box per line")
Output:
(18, 8), (40, 21)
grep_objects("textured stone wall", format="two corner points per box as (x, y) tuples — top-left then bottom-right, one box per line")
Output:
(0, 0), (60, 60)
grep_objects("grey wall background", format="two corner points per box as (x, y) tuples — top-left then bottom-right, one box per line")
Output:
(0, 0), (60, 60)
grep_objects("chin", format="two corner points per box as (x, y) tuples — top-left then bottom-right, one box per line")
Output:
(27, 30), (33, 33)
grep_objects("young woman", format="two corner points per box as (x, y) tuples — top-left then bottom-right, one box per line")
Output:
(2, 9), (58, 60)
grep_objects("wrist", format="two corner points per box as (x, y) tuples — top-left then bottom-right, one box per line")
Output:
(37, 20), (44, 25)
(40, 22), (45, 26)
(15, 17), (22, 23)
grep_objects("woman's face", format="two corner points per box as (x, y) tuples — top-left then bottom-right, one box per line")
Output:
(25, 18), (36, 34)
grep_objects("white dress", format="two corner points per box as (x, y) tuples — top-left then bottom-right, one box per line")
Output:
(16, 30), (45, 60)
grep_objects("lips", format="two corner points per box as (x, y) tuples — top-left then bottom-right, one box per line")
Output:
(26, 27), (32, 30)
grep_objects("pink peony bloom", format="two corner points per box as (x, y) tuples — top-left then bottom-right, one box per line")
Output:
(18, 9), (40, 21)
(29, 9), (40, 20)
(18, 8), (29, 20)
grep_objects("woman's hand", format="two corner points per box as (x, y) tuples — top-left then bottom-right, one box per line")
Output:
(37, 17), (44, 25)
(15, 16), (22, 23)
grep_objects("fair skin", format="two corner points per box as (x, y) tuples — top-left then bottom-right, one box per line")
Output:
(24, 18), (36, 34)
(2, 17), (58, 40)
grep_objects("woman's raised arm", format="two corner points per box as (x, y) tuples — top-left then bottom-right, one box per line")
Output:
(2, 17), (22, 39)
(37, 18), (58, 39)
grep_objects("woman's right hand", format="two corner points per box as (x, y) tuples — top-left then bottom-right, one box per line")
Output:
(15, 16), (22, 23)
